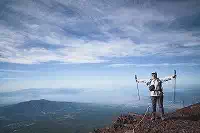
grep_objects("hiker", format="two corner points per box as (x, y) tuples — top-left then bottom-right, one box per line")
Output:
(136, 72), (176, 121)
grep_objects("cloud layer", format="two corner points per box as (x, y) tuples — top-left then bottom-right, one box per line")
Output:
(0, 0), (200, 64)
(108, 62), (200, 68)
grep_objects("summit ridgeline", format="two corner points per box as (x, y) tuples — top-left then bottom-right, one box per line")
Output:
(92, 103), (200, 133)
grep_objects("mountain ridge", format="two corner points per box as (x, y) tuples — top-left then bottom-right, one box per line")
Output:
(92, 102), (200, 133)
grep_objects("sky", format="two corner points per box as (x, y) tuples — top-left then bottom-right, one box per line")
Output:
(0, 0), (200, 92)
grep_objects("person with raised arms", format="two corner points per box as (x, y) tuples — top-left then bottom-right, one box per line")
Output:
(136, 72), (176, 121)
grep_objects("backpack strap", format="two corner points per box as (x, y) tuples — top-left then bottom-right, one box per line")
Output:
(156, 78), (162, 92)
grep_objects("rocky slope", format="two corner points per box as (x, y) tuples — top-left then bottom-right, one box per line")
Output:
(92, 103), (200, 133)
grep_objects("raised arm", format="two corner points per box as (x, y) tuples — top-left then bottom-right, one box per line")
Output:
(137, 79), (150, 84)
(160, 75), (176, 83)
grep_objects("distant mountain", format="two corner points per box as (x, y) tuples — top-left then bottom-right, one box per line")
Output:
(0, 99), (85, 121)
(0, 99), (140, 133)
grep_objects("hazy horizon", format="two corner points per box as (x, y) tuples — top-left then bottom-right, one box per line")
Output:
(1, 87), (199, 111)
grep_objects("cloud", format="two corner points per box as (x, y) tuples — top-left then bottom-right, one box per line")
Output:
(107, 63), (200, 68)
(0, 78), (21, 80)
(0, 69), (31, 73)
(0, 0), (200, 64)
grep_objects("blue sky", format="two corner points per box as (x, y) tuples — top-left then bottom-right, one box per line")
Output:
(0, 0), (200, 92)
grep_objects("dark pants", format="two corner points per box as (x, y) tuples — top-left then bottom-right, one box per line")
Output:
(151, 96), (164, 116)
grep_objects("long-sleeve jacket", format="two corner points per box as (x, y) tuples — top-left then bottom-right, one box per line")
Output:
(137, 76), (174, 96)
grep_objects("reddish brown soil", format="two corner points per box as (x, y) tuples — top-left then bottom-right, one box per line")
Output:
(92, 103), (200, 133)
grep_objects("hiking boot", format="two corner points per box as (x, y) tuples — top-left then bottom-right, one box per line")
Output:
(151, 113), (156, 121)
(151, 117), (155, 121)
(161, 116), (165, 121)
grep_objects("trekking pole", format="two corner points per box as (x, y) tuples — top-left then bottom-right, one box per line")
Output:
(135, 75), (140, 100)
(173, 70), (176, 103)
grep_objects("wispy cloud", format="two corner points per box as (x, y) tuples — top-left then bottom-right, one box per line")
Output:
(107, 63), (200, 68)
(0, 78), (22, 80)
(0, 69), (32, 73)
(0, 0), (200, 64)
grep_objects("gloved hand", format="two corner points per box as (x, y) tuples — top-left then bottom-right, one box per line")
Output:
(146, 82), (150, 86)
(172, 75), (176, 78)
